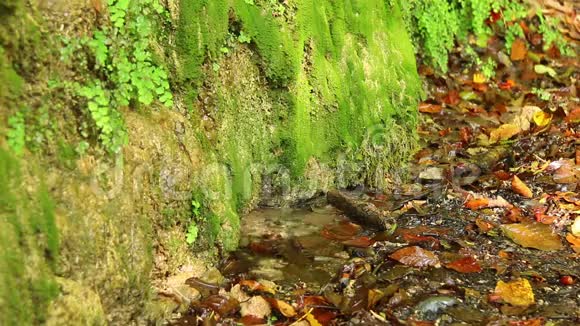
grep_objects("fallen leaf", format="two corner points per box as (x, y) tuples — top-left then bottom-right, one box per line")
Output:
(444, 256), (483, 273)
(508, 317), (544, 326)
(198, 295), (240, 316)
(267, 299), (296, 317)
(476, 218), (495, 232)
(465, 196), (512, 210)
(490, 124), (521, 143)
(501, 223), (563, 251)
(510, 38), (527, 61)
(511, 176), (533, 198)
(368, 289), (385, 309)
(305, 308), (322, 326)
(473, 73), (486, 84)
(572, 217), (580, 236)
(534, 64), (556, 78)
(532, 111), (552, 127)
(419, 102), (443, 114)
(321, 221), (361, 241)
(342, 236), (375, 248)
(498, 79), (516, 90)
(493, 278), (535, 306)
(389, 246), (441, 268)
(239, 280), (276, 294)
(566, 233), (580, 253)
(566, 107), (580, 124)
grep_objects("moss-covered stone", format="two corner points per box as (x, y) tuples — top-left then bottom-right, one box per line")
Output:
(0, 149), (60, 325)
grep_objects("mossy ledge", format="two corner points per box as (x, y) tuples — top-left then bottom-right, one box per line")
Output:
(0, 0), (420, 323)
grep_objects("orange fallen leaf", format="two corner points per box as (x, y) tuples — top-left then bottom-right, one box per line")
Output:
(465, 196), (512, 210)
(268, 299), (296, 317)
(444, 256), (483, 273)
(501, 223), (563, 251)
(476, 218), (495, 232)
(565, 107), (580, 124)
(389, 246), (441, 268)
(239, 280), (276, 294)
(419, 102), (443, 114)
(512, 176), (533, 198)
(510, 38), (527, 61)
(498, 79), (516, 90)
(565, 233), (580, 253)
(493, 278), (535, 306)
(490, 124), (521, 143)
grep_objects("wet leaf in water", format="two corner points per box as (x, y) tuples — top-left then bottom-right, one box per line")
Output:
(389, 246), (441, 268)
(476, 218), (495, 233)
(321, 221), (361, 241)
(444, 256), (482, 273)
(490, 124), (521, 143)
(465, 196), (512, 210)
(493, 278), (535, 306)
(198, 295), (240, 316)
(512, 176), (533, 198)
(342, 236), (375, 248)
(239, 279), (276, 294)
(508, 317), (545, 326)
(501, 223), (563, 251)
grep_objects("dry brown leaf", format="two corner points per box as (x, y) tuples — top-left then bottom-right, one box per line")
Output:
(490, 124), (521, 143)
(501, 223), (563, 251)
(419, 102), (443, 114)
(389, 246), (441, 268)
(510, 38), (527, 61)
(512, 176), (533, 198)
(493, 278), (535, 306)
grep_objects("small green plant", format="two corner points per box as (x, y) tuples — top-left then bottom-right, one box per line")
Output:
(186, 199), (203, 245)
(186, 223), (199, 245)
(536, 12), (573, 56)
(532, 87), (552, 101)
(7, 112), (25, 155)
(69, 0), (173, 153)
(481, 57), (497, 79)
(238, 31), (252, 44)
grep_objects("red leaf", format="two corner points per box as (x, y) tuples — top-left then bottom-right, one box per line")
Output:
(321, 221), (361, 241)
(465, 196), (512, 210)
(444, 256), (482, 273)
(342, 236), (375, 248)
(389, 246), (441, 268)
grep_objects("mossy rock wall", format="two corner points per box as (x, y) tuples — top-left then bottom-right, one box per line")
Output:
(178, 0), (421, 244)
(0, 0), (421, 323)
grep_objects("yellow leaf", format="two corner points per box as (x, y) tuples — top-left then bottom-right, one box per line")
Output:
(494, 278), (535, 306)
(489, 124), (521, 143)
(533, 111), (552, 127)
(305, 309), (322, 326)
(473, 73), (486, 84)
(511, 175), (533, 198)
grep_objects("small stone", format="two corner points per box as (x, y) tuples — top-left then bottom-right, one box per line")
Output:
(419, 167), (444, 181)
(240, 296), (271, 319)
(571, 216), (580, 236)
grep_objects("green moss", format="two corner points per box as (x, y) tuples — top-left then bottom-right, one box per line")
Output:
(0, 149), (60, 324)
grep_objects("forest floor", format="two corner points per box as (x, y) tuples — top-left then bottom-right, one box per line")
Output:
(170, 7), (580, 326)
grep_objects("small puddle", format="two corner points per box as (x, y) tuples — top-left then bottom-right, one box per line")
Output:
(221, 206), (355, 290)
